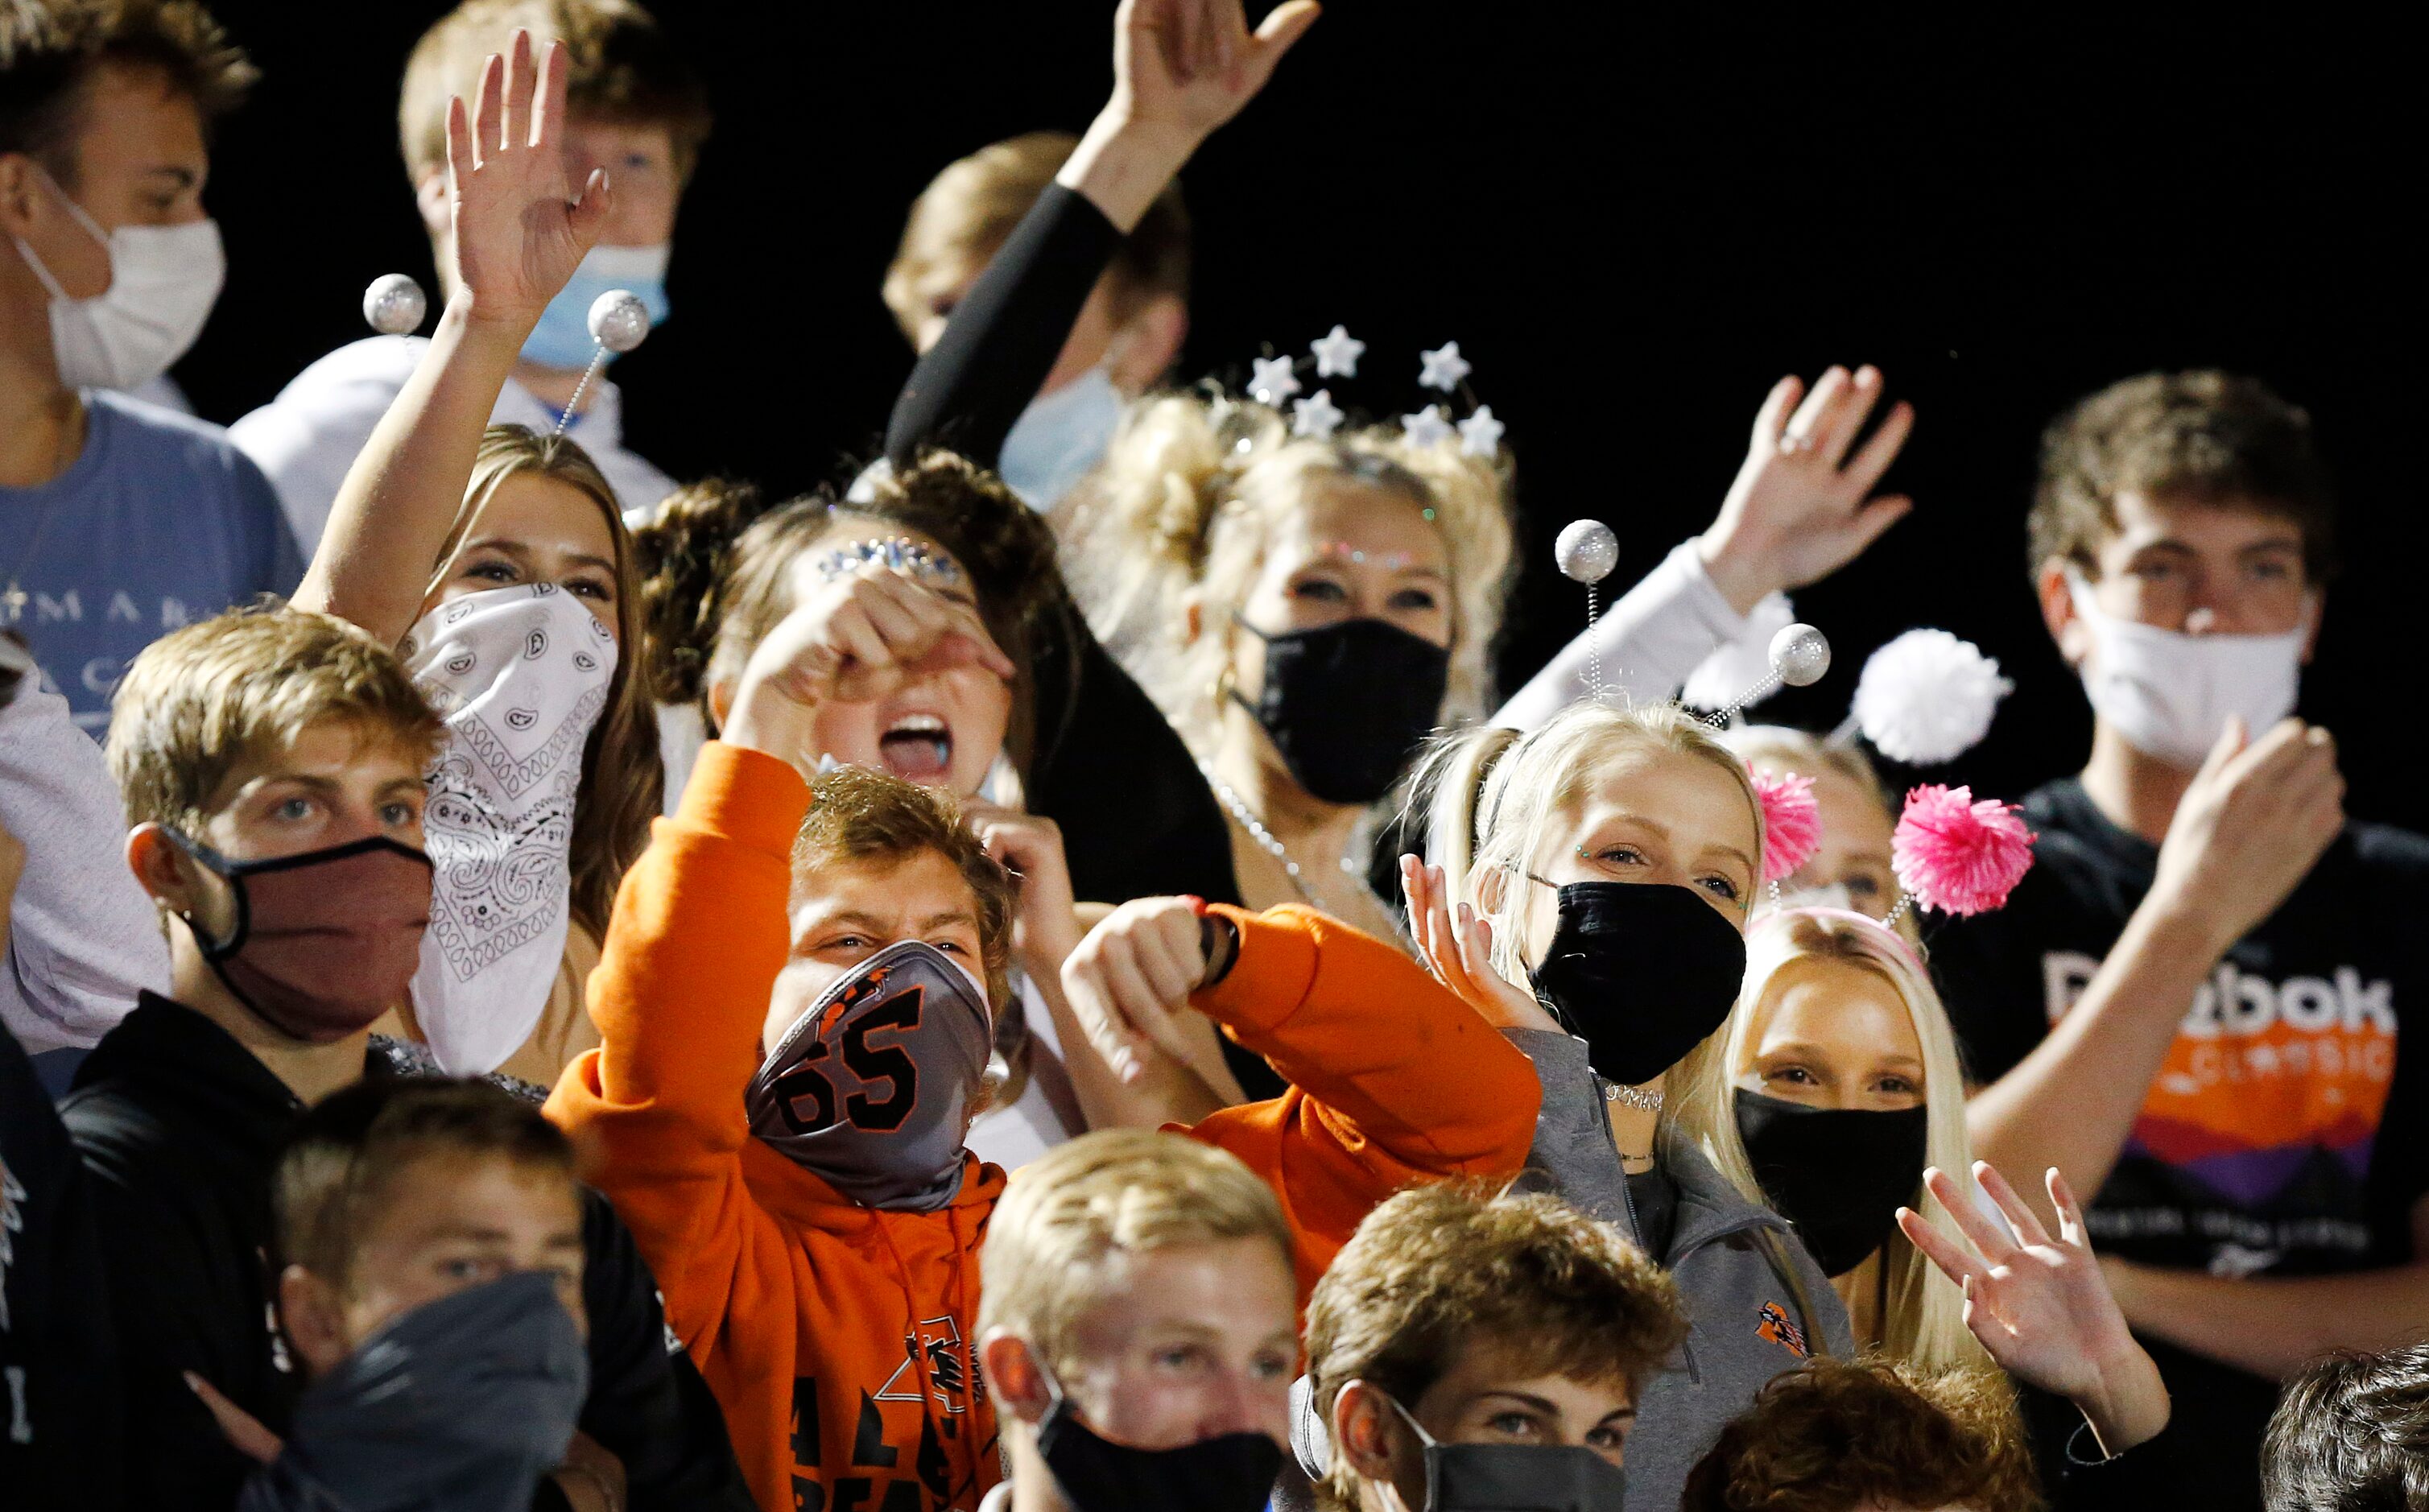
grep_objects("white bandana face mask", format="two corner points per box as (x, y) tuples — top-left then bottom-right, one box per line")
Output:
(2066, 570), (2308, 770)
(10, 165), (225, 392)
(403, 584), (617, 1074)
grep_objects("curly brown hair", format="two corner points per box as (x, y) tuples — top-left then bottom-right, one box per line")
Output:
(2028, 369), (2337, 586)
(2262, 1345), (2429, 1511)
(1305, 1183), (1687, 1510)
(635, 451), (1075, 780)
(1681, 1357), (2041, 1512)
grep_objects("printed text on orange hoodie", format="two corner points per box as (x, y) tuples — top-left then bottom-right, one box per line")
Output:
(547, 743), (1537, 1512)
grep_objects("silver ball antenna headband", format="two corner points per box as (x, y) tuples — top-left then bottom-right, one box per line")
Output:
(361, 276), (653, 438)
(1554, 518), (1830, 718)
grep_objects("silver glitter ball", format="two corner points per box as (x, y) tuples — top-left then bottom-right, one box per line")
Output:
(1769, 622), (1832, 687)
(1554, 519), (1619, 585)
(587, 289), (651, 353)
(361, 274), (427, 336)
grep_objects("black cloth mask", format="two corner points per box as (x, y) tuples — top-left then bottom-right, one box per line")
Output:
(1526, 881), (1747, 1086)
(237, 1271), (587, 1512)
(1388, 1394), (1625, 1511)
(1036, 1389), (1283, 1512)
(1734, 1088), (1930, 1277)
(1233, 617), (1451, 805)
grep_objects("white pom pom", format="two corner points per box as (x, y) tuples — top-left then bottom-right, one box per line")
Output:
(1853, 628), (2014, 764)
(1681, 593), (1796, 712)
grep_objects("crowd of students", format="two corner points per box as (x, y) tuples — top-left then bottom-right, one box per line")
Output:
(4, 2), (2426, 1510)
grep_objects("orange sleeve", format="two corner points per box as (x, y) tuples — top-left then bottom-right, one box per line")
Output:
(544, 741), (808, 1354)
(1184, 903), (1541, 1299)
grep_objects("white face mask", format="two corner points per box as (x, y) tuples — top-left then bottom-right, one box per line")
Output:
(403, 584), (618, 1075)
(11, 165), (225, 392)
(998, 363), (1122, 510)
(2066, 570), (2308, 769)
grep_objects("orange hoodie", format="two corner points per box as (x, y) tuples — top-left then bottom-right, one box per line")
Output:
(547, 743), (1537, 1512)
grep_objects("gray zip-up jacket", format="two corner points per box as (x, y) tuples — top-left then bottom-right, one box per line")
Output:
(1508, 1027), (1853, 1512)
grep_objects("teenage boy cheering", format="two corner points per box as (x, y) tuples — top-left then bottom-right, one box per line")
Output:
(0, 0), (298, 729)
(1933, 370), (2429, 1510)
(232, 0), (707, 546)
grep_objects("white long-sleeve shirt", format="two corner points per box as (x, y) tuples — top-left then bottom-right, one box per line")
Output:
(0, 679), (166, 1053)
(1493, 538), (1768, 729)
(229, 336), (680, 552)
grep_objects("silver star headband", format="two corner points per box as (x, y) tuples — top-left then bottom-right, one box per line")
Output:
(1242, 325), (1507, 458)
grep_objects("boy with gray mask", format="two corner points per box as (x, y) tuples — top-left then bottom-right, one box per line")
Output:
(1932, 370), (2429, 1511)
(194, 1078), (600, 1512)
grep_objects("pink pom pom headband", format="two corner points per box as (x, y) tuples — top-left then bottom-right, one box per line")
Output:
(1750, 766), (1822, 886)
(1887, 783), (2036, 925)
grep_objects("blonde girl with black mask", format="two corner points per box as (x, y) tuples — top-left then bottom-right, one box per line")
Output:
(1398, 700), (1852, 1512)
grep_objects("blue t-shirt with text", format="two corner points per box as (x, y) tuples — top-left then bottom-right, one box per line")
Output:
(1, 390), (300, 729)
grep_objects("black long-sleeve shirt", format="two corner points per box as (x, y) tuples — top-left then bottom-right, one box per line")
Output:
(59, 995), (755, 1512)
(884, 184), (1244, 915)
(2, 1015), (124, 1512)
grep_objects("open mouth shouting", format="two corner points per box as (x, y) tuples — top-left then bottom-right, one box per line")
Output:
(877, 710), (953, 781)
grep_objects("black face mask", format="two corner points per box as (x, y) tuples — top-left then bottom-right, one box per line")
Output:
(1734, 1088), (1931, 1277)
(1388, 1394), (1625, 1511)
(1235, 617), (1451, 805)
(1036, 1391), (1283, 1512)
(1526, 881), (1747, 1086)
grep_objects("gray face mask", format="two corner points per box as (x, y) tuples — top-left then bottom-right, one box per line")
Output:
(1387, 1394), (1626, 1512)
(262, 1271), (587, 1512)
(746, 939), (992, 1211)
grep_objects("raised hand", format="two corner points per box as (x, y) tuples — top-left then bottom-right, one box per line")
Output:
(444, 29), (613, 330)
(965, 801), (1084, 975)
(1061, 897), (1213, 1084)
(1113, 0), (1321, 147)
(1698, 366), (1915, 614)
(722, 565), (1015, 768)
(1898, 1163), (2170, 1456)
(2150, 717), (2343, 957)
(1398, 855), (1558, 1033)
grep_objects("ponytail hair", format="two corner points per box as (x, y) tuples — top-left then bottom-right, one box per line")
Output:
(1060, 389), (1515, 755)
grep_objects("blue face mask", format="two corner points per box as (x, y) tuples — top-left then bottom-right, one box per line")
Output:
(519, 242), (671, 371)
(997, 364), (1122, 510)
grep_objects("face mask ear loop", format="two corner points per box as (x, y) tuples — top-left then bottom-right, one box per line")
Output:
(12, 161), (108, 302)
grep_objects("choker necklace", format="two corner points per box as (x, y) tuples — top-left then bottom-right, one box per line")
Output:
(1601, 1080), (1664, 1111)
(1200, 761), (1361, 905)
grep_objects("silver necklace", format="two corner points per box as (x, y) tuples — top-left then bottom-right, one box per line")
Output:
(1200, 762), (1361, 905)
(1601, 1079), (1665, 1111)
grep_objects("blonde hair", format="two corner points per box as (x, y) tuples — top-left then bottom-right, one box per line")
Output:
(882, 130), (1191, 345)
(109, 606), (444, 840)
(421, 426), (663, 940)
(1061, 392), (1514, 758)
(1409, 702), (1838, 1335)
(1699, 911), (1989, 1370)
(398, 0), (711, 184)
(1305, 1184), (1685, 1510)
(978, 1130), (1293, 1383)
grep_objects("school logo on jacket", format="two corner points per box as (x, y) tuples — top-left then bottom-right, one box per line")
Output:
(877, 1314), (976, 1414)
(1756, 1300), (1808, 1359)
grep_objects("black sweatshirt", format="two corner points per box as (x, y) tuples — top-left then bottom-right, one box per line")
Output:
(59, 994), (754, 1512)
(882, 184), (1245, 917)
(2, 1015), (124, 1512)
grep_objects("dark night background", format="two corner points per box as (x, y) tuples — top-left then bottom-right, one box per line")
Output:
(178, 4), (2423, 828)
